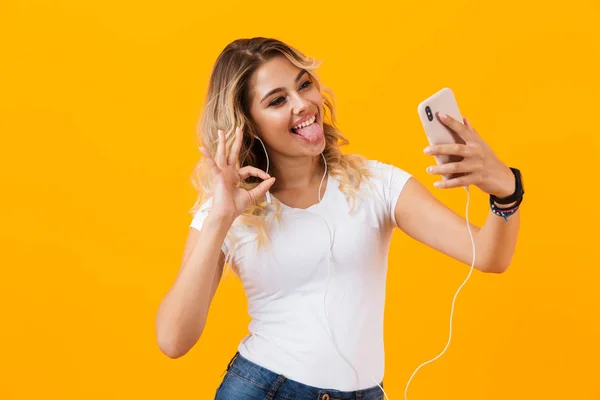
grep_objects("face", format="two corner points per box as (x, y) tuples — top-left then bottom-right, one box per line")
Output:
(248, 55), (325, 156)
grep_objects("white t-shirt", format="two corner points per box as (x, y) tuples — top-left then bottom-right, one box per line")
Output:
(189, 159), (412, 391)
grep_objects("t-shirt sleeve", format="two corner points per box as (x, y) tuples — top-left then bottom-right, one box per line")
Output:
(368, 160), (413, 229)
(188, 197), (229, 255)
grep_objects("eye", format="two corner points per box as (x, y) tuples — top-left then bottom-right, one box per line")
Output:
(301, 80), (313, 90)
(268, 80), (313, 107)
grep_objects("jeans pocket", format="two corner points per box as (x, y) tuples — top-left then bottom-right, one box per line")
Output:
(214, 371), (268, 400)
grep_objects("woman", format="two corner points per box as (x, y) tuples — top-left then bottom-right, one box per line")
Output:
(155, 37), (522, 400)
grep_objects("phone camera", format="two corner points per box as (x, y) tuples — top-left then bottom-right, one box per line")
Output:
(425, 106), (433, 121)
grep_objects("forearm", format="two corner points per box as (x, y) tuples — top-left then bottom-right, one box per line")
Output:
(156, 212), (233, 357)
(474, 206), (521, 273)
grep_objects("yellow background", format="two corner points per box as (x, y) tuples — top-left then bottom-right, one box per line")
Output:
(1, 0), (599, 398)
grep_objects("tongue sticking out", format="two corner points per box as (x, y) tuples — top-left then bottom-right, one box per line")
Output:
(294, 122), (324, 144)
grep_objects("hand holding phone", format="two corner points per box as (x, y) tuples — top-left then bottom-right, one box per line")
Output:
(417, 88), (465, 180)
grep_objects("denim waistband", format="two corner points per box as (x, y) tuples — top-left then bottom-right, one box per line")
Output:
(224, 351), (385, 400)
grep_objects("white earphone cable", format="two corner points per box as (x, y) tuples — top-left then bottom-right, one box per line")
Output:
(403, 185), (475, 399)
(254, 135), (475, 400)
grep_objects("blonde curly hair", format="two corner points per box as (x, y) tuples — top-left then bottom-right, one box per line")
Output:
(190, 37), (374, 277)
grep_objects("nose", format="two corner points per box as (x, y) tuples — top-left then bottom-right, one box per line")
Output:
(290, 92), (311, 115)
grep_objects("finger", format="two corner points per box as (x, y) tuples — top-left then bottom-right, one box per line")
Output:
(228, 126), (243, 166)
(437, 113), (471, 137)
(238, 165), (270, 180)
(199, 147), (221, 176)
(246, 177), (276, 203)
(216, 129), (227, 168)
(424, 143), (473, 157)
(462, 116), (480, 138)
(426, 161), (479, 175)
(434, 173), (477, 189)
(463, 116), (472, 129)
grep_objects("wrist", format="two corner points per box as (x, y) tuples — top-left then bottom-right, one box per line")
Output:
(488, 167), (524, 222)
(490, 194), (522, 222)
(490, 167), (524, 204)
(491, 167), (516, 198)
(207, 209), (237, 227)
(493, 199), (518, 209)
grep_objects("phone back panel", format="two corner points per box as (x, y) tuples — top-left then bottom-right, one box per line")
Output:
(417, 87), (465, 180)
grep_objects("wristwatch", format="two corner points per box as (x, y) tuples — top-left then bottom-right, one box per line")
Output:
(490, 167), (524, 205)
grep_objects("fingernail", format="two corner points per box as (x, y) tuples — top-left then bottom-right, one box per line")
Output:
(439, 113), (447, 119)
(426, 166), (432, 173)
(434, 181), (441, 187)
(423, 147), (432, 154)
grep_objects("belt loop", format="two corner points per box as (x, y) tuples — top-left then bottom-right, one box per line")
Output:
(265, 375), (286, 400)
(228, 351), (239, 370)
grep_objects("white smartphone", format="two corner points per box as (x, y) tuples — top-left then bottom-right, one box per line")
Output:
(417, 87), (465, 180)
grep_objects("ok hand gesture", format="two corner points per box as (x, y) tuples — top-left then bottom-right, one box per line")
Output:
(199, 127), (276, 220)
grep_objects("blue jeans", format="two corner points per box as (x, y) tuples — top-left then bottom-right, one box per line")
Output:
(215, 351), (385, 400)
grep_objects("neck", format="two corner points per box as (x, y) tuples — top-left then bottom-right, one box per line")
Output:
(268, 152), (326, 191)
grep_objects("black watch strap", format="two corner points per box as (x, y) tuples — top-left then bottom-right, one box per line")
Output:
(490, 167), (524, 205)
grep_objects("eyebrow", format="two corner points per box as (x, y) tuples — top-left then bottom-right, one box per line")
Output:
(260, 69), (309, 104)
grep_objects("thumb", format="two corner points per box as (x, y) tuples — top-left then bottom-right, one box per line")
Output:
(247, 177), (276, 202)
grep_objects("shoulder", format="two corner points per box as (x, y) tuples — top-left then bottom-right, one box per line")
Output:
(341, 157), (413, 228)
(362, 159), (412, 185)
(361, 159), (414, 214)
